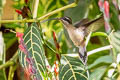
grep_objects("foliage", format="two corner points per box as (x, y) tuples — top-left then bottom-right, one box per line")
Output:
(0, 0), (120, 80)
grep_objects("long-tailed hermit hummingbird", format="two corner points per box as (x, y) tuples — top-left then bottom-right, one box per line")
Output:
(59, 16), (104, 64)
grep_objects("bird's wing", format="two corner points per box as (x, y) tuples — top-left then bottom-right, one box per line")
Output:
(74, 18), (89, 28)
(83, 16), (104, 34)
(84, 16), (104, 34)
(74, 15), (104, 35)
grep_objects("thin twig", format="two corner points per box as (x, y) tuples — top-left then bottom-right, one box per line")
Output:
(0, 3), (76, 23)
(63, 45), (112, 57)
(0, 52), (18, 70)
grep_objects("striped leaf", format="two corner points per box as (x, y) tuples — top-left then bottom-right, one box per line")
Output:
(19, 23), (48, 80)
(109, 31), (120, 53)
(59, 56), (89, 80)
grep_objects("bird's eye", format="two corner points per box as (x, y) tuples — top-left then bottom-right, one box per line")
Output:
(62, 16), (72, 24)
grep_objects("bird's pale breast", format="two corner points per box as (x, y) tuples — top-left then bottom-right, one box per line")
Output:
(67, 27), (85, 47)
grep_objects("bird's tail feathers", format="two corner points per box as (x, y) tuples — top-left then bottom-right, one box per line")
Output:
(78, 45), (87, 65)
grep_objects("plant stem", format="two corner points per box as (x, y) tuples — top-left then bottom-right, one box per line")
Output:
(0, 52), (18, 70)
(8, 65), (17, 80)
(63, 45), (112, 57)
(108, 31), (117, 62)
(88, 45), (112, 56)
(86, 32), (92, 46)
(37, 3), (76, 20)
(0, 19), (34, 23)
(0, 61), (14, 70)
(8, 66), (13, 80)
(32, 0), (39, 18)
(0, 3), (76, 23)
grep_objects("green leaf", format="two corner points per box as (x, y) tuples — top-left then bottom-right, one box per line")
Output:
(0, 62), (7, 80)
(0, 54), (6, 80)
(88, 0), (101, 19)
(89, 66), (107, 80)
(0, 32), (6, 80)
(65, 0), (88, 23)
(3, 33), (17, 50)
(44, 40), (56, 66)
(109, 1), (120, 30)
(19, 23), (48, 79)
(109, 31), (120, 53)
(88, 55), (112, 69)
(59, 56), (89, 80)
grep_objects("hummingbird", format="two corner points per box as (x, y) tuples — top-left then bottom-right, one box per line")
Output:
(59, 16), (104, 64)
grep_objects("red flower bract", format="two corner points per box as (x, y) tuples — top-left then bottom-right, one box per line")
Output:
(15, 9), (22, 15)
(52, 31), (60, 50)
(25, 0), (29, 4)
(54, 61), (59, 75)
(24, 68), (31, 80)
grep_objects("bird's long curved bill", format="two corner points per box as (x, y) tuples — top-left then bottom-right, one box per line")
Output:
(40, 18), (61, 23)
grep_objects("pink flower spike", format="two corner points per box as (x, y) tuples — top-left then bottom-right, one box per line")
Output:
(104, 1), (110, 18)
(19, 44), (29, 55)
(19, 44), (25, 52)
(46, 65), (51, 69)
(26, 57), (33, 65)
(104, 22), (111, 33)
(33, 77), (37, 80)
(98, 0), (103, 9)
(16, 32), (24, 38)
(28, 65), (36, 74)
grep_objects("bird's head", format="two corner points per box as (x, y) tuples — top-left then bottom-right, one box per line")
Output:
(60, 16), (72, 26)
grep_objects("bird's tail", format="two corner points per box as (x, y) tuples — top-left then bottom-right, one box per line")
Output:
(78, 45), (87, 65)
